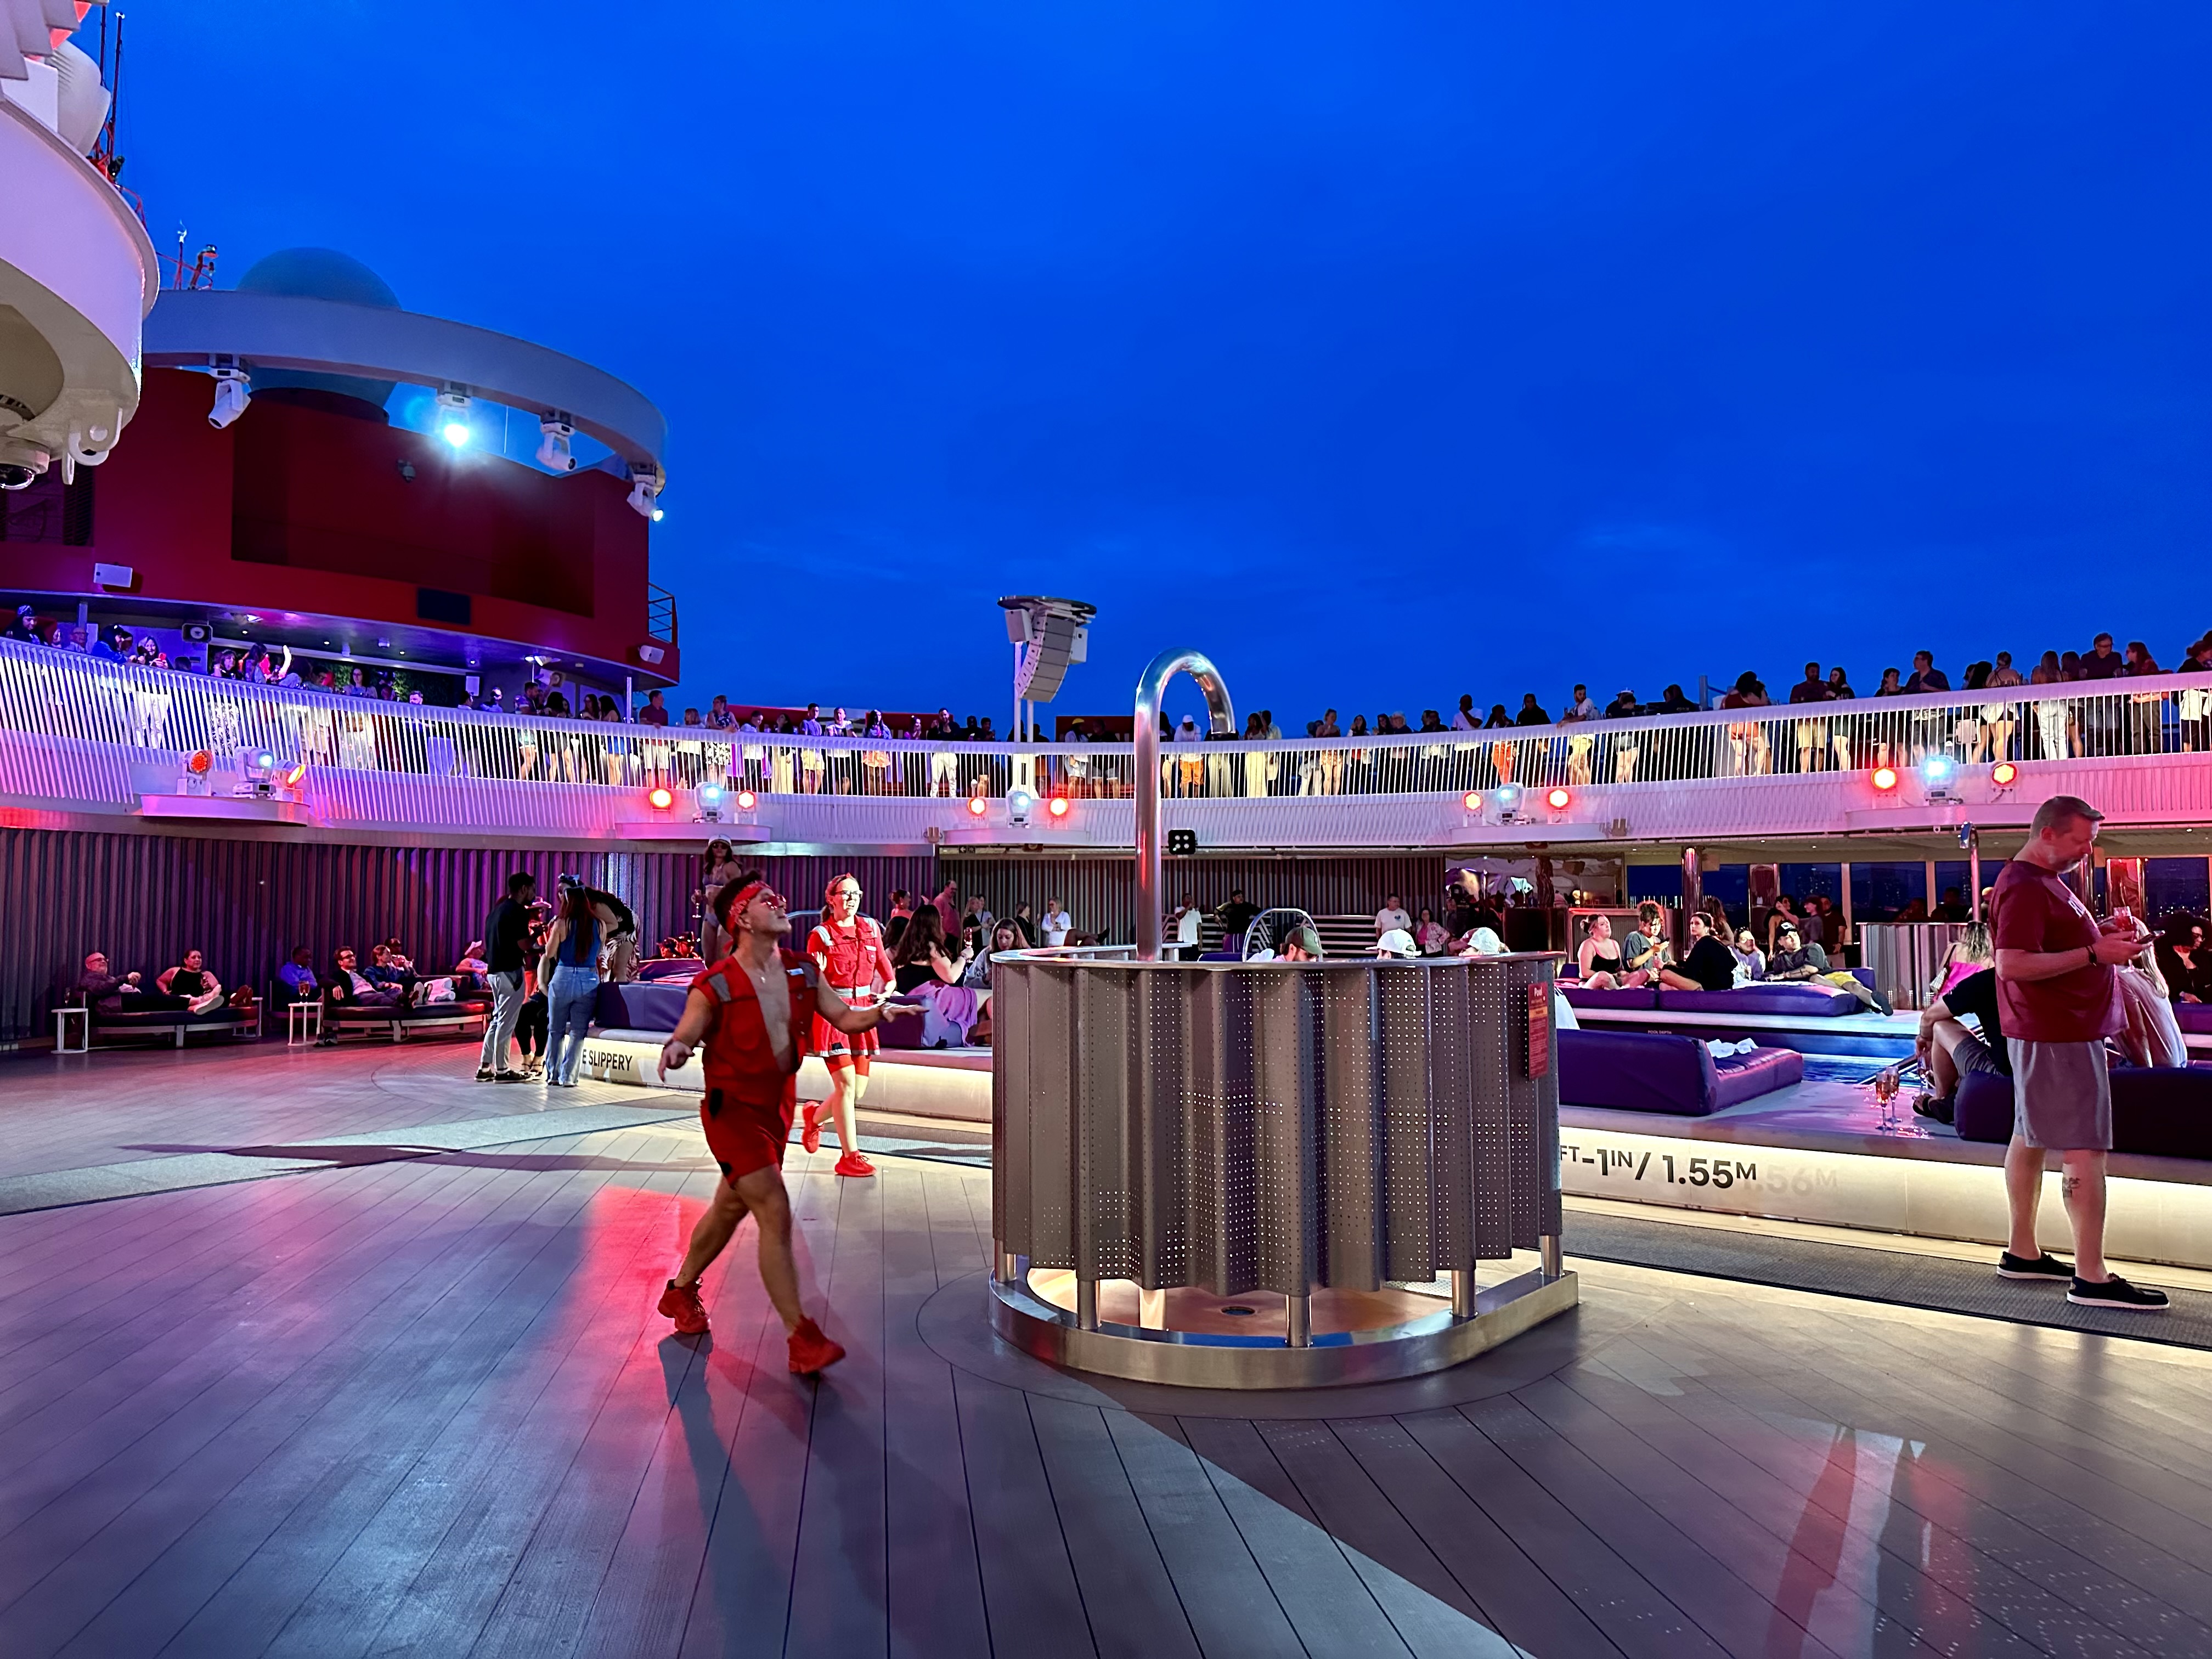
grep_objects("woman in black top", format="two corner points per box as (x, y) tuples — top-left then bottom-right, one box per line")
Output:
(1575, 915), (1627, 988)
(158, 949), (227, 1014)
(2156, 916), (2208, 1002)
(1663, 912), (1739, 992)
(889, 906), (988, 1045)
(891, 905), (972, 993)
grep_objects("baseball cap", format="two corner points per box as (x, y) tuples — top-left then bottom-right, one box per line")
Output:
(1375, 928), (1419, 958)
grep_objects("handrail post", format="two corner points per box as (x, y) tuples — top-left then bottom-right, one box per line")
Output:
(1132, 647), (1235, 961)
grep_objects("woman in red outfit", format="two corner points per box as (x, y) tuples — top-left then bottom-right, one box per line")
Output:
(654, 876), (914, 1373)
(801, 873), (897, 1178)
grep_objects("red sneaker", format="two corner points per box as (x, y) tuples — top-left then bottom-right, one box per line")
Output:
(800, 1101), (823, 1156)
(833, 1150), (874, 1178)
(787, 1317), (845, 1374)
(658, 1279), (709, 1335)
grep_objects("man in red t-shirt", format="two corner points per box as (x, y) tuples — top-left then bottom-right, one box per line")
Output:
(653, 875), (915, 1371)
(1990, 794), (2168, 1311)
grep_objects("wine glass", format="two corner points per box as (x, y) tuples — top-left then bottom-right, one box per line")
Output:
(1873, 1067), (1900, 1132)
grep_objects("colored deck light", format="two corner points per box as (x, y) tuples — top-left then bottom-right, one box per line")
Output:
(648, 786), (674, 811)
(735, 789), (757, 811)
(1464, 791), (1483, 812)
(1991, 761), (2018, 787)
(967, 794), (989, 817)
(1048, 794), (1071, 818)
(1546, 787), (1572, 810)
(283, 763), (307, 786)
(1872, 766), (1899, 791)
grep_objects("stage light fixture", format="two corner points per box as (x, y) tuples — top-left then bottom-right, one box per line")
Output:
(735, 789), (757, 811)
(967, 794), (989, 818)
(1495, 782), (1521, 822)
(1923, 754), (1957, 802)
(697, 782), (725, 822)
(536, 415), (577, 472)
(207, 367), (251, 430)
(1546, 787), (1572, 810)
(1007, 786), (1036, 827)
(627, 469), (663, 521)
(1991, 761), (2018, 788)
(647, 785), (675, 811)
(436, 389), (473, 448)
(1871, 765), (1899, 792)
(283, 762), (308, 787)
(1047, 794), (1071, 819)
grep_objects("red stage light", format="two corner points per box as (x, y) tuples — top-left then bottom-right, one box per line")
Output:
(735, 788), (757, 811)
(1048, 795), (1071, 818)
(283, 763), (308, 787)
(1872, 766), (1899, 792)
(967, 795), (989, 817)
(647, 786), (674, 811)
(1991, 761), (2018, 787)
(1546, 787), (1572, 810)
(1464, 791), (1483, 812)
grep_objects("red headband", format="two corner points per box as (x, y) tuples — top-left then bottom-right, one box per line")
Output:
(726, 880), (772, 921)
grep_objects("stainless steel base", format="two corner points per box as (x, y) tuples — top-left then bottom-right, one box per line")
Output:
(988, 1267), (1579, 1389)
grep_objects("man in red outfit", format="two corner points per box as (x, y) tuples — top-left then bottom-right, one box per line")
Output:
(655, 874), (912, 1372)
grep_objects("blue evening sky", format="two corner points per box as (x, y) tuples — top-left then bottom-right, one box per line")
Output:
(94, 3), (2212, 727)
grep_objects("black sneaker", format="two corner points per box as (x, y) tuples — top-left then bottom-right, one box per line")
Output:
(493, 1070), (528, 1084)
(2068, 1275), (2170, 1311)
(1997, 1250), (2072, 1280)
(475, 1068), (495, 1082)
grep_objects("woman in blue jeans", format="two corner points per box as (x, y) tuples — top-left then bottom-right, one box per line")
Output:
(538, 880), (618, 1087)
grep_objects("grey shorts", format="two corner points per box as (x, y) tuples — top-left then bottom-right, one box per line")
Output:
(1951, 1030), (2006, 1079)
(2006, 1037), (2112, 1151)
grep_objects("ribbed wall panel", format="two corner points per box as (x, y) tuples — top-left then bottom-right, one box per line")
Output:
(940, 854), (1449, 943)
(996, 954), (1560, 1299)
(0, 828), (932, 1041)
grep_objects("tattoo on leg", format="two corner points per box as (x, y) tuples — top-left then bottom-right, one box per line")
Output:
(2062, 1173), (2081, 1199)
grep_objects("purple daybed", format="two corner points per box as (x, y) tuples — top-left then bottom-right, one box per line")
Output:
(1560, 982), (1860, 1017)
(1657, 985), (1861, 1016)
(594, 979), (693, 1031)
(1559, 984), (1660, 1011)
(1558, 1029), (1803, 1117)
(2175, 1003), (2212, 1036)
(1955, 1063), (2212, 1159)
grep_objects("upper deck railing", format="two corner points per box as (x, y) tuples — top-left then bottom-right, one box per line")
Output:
(1, 640), (2207, 843)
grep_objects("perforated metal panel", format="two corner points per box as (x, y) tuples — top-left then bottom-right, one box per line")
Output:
(995, 953), (1562, 1299)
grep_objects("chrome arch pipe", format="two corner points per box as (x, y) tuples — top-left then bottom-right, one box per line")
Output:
(1132, 647), (1235, 961)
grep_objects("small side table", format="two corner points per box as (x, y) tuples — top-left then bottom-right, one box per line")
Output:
(54, 1006), (91, 1054)
(287, 1000), (323, 1046)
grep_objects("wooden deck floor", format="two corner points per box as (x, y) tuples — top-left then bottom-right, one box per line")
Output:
(5, 1047), (2212, 1655)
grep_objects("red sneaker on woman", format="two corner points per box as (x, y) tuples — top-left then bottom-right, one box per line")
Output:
(832, 1150), (874, 1178)
(787, 1317), (846, 1374)
(799, 1102), (824, 1155)
(657, 1279), (709, 1335)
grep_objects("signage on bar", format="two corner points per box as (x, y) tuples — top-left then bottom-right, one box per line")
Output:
(1526, 981), (1550, 1077)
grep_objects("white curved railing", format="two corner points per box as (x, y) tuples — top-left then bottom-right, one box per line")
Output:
(1, 640), (2209, 841)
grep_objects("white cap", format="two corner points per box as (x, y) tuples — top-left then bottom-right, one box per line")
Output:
(1375, 928), (1419, 958)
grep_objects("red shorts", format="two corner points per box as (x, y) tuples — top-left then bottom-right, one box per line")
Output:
(812, 990), (878, 1060)
(701, 1076), (797, 1183)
